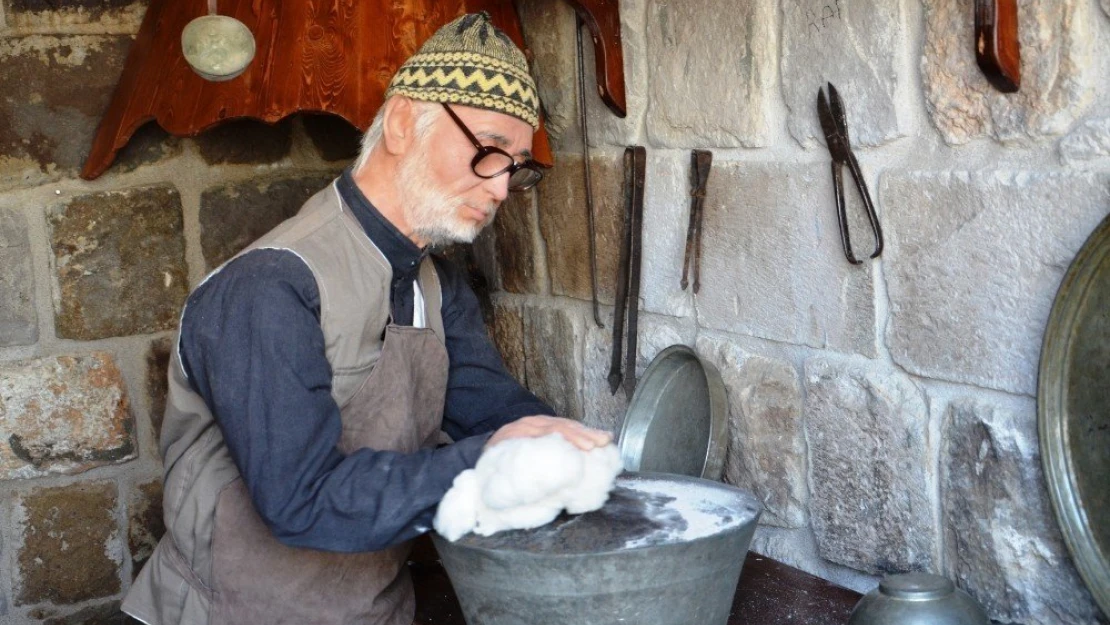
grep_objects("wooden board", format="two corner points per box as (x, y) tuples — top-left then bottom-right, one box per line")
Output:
(81, 0), (627, 179)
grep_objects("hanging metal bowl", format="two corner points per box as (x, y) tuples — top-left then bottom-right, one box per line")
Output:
(1038, 211), (1110, 619)
(181, 14), (256, 82)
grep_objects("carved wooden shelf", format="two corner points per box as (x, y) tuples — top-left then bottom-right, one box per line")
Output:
(81, 0), (627, 180)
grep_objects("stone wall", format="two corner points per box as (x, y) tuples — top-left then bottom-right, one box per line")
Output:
(0, 1), (1108, 624)
(0, 1), (360, 622)
(492, 1), (1110, 624)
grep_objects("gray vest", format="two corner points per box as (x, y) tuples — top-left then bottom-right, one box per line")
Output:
(123, 183), (449, 625)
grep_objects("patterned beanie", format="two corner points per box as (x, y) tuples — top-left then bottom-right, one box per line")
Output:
(385, 12), (540, 129)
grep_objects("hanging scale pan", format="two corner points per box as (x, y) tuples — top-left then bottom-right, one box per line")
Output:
(617, 344), (729, 480)
(181, 0), (256, 82)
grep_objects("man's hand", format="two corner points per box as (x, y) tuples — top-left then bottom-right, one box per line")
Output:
(486, 416), (613, 451)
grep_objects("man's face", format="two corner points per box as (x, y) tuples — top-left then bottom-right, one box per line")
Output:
(398, 105), (534, 247)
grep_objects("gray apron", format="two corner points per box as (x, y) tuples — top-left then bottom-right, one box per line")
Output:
(209, 323), (448, 624)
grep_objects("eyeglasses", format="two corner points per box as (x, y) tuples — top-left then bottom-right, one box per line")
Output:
(441, 103), (543, 192)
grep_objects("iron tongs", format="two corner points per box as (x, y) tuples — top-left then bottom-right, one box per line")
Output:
(817, 83), (883, 264)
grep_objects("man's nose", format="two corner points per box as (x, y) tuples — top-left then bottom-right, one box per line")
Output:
(486, 172), (511, 203)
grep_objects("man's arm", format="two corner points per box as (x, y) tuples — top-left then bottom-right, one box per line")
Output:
(179, 249), (488, 553)
(434, 255), (557, 438)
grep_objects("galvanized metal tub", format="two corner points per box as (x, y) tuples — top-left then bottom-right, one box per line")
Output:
(431, 472), (762, 625)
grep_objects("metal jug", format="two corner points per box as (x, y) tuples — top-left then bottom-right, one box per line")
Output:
(848, 573), (990, 625)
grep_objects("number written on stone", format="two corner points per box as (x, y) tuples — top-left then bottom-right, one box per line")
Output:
(807, 0), (844, 36)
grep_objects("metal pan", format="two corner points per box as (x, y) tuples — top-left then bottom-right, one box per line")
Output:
(1038, 211), (1110, 619)
(617, 345), (729, 480)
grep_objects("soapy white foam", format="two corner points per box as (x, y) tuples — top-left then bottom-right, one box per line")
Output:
(619, 476), (755, 549)
(434, 433), (623, 541)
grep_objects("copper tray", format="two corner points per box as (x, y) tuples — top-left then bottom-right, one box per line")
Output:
(1038, 211), (1110, 618)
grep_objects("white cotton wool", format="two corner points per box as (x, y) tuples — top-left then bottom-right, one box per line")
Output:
(434, 433), (623, 541)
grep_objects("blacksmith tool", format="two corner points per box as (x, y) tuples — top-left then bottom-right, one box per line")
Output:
(816, 83), (883, 265)
(974, 0), (1021, 93)
(681, 150), (712, 293)
(576, 15), (604, 327)
(608, 146), (646, 399)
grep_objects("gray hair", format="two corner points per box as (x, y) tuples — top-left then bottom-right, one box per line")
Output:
(353, 99), (441, 174)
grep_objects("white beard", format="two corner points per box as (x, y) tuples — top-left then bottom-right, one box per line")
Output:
(398, 144), (496, 247)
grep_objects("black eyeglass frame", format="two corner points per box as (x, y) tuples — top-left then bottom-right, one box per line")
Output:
(441, 103), (543, 191)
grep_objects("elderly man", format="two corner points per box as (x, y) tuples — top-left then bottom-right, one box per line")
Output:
(123, 12), (610, 625)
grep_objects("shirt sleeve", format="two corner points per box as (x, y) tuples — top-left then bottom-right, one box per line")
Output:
(434, 255), (556, 440)
(178, 249), (488, 553)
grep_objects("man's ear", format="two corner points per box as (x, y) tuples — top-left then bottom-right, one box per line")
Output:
(382, 96), (418, 156)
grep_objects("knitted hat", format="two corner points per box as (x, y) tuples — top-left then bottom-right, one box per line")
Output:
(385, 12), (540, 129)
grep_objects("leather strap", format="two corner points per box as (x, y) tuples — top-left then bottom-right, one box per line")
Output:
(608, 148), (635, 394)
(623, 146), (646, 400)
(608, 146), (646, 398)
(682, 150), (712, 293)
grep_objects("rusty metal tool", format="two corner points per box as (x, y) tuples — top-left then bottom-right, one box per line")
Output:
(975, 0), (1021, 93)
(817, 83), (883, 265)
(576, 14), (604, 327)
(681, 150), (712, 294)
(608, 146), (646, 398)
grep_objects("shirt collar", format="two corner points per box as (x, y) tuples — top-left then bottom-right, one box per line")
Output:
(336, 167), (427, 279)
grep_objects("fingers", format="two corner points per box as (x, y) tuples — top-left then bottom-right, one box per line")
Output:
(486, 416), (613, 451)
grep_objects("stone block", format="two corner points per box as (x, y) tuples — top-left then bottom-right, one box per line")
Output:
(493, 189), (544, 294)
(522, 304), (583, 420)
(697, 162), (876, 356)
(0, 208), (37, 346)
(438, 242), (495, 324)
(16, 482), (122, 605)
(804, 357), (935, 574)
(195, 118), (293, 165)
(697, 336), (807, 528)
(880, 171), (1110, 395)
(581, 314), (695, 434)
(200, 173), (334, 269)
(1, 352), (135, 478)
(638, 152), (694, 318)
(0, 35), (131, 189)
(582, 0), (647, 148)
(781, 0), (905, 147)
(942, 398), (1106, 625)
(302, 114), (362, 163)
(128, 480), (164, 580)
(645, 0), (774, 148)
(112, 121), (181, 174)
(146, 336), (172, 444)
(518, 0), (647, 148)
(488, 300), (525, 386)
(581, 318), (630, 433)
(50, 184), (188, 340)
(922, 0), (1095, 145)
(516, 0), (577, 148)
(537, 152), (625, 305)
(40, 601), (126, 625)
(469, 226), (500, 301)
(4, 0), (146, 29)
(1060, 117), (1110, 165)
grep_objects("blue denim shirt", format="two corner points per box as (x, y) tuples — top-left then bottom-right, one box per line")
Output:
(178, 169), (554, 552)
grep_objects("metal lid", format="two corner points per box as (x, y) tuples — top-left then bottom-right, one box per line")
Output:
(878, 573), (955, 601)
(617, 345), (728, 480)
(1039, 211), (1110, 618)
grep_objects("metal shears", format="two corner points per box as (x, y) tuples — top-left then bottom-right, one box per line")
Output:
(817, 83), (883, 264)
